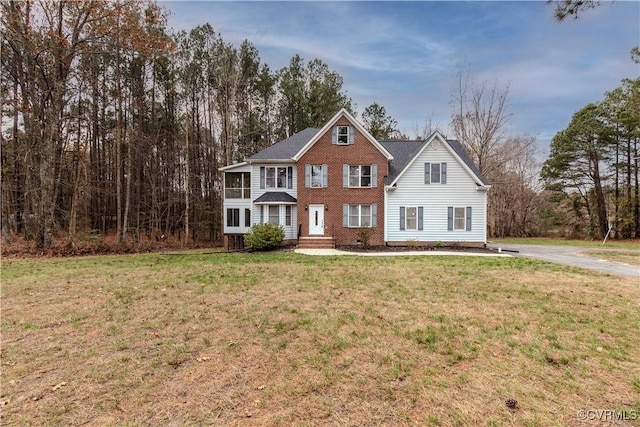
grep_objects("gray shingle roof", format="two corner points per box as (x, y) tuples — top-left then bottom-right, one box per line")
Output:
(379, 138), (489, 186)
(248, 128), (320, 161)
(379, 140), (426, 185)
(253, 192), (297, 204)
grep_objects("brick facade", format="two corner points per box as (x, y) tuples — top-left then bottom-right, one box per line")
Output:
(297, 117), (388, 246)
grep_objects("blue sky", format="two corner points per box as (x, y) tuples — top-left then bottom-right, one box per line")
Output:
(163, 1), (640, 155)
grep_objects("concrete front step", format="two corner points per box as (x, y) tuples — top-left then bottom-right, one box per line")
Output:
(297, 237), (336, 249)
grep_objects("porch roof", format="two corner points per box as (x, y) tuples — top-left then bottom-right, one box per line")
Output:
(253, 192), (297, 204)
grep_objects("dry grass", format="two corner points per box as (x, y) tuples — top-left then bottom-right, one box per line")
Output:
(582, 250), (640, 267)
(2, 251), (639, 426)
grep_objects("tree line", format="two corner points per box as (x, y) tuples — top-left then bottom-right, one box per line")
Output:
(541, 74), (640, 239)
(1, 0), (636, 250)
(1, 1), (358, 248)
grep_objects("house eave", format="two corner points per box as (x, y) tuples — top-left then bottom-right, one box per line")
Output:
(219, 161), (249, 171)
(246, 159), (295, 164)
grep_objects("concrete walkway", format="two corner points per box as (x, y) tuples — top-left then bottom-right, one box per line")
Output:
(294, 248), (510, 257)
(294, 245), (639, 278)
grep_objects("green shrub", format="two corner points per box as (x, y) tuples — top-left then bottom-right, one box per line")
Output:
(244, 223), (285, 251)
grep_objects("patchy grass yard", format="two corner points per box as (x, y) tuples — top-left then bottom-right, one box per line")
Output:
(582, 250), (640, 267)
(2, 251), (639, 426)
(491, 237), (640, 250)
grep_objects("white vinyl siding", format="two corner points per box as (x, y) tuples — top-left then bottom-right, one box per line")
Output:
(257, 204), (298, 240)
(222, 163), (253, 234)
(386, 141), (486, 243)
(251, 163), (297, 239)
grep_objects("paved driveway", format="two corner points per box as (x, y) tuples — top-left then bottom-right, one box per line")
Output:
(487, 243), (640, 278)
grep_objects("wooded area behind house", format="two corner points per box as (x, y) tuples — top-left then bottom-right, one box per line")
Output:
(1, 0), (638, 252)
(0, 1), (355, 249)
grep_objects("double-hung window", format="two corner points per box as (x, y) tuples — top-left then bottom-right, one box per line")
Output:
(305, 164), (328, 188)
(332, 125), (354, 145)
(344, 164), (377, 188)
(349, 165), (371, 187)
(268, 205), (280, 225)
(424, 163), (447, 184)
(285, 206), (292, 226)
(399, 206), (423, 231)
(262, 166), (292, 189)
(337, 126), (350, 144)
(406, 207), (417, 230)
(226, 208), (240, 227)
(343, 204), (377, 228)
(448, 206), (472, 231)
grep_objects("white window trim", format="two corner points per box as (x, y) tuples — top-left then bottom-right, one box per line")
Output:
(336, 125), (350, 145)
(267, 205), (280, 225)
(226, 208), (240, 227)
(348, 204), (372, 228)
(265, 166), (289, 189)
(454, 207), (466, 231)
(405, 206), (418, 231)
(311, 165), (323, 188)
(224, 172), (251, 199)
(348, 165), (371, 188)
(425, 162), (447, 184)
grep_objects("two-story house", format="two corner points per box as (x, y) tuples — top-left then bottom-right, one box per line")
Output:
(221, 108), (490, 250)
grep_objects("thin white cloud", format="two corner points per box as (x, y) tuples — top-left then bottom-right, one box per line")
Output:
(164, 0), (640, 147)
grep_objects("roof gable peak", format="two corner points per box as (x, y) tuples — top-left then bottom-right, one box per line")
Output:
(292, 108), (393, 161)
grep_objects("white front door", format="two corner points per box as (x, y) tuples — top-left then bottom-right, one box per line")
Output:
(309, 204), (324, 235)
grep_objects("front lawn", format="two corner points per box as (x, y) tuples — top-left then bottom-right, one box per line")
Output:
(2, 251), (639, 426)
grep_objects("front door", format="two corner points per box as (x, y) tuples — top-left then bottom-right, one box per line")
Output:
(309, 204), (324, 235)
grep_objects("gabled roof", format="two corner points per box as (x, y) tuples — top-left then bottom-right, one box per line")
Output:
(253, 192), (297, 204)
(379, 140), (427, 185)
(386, 132), (490, 188)
(292, 108), (393, 161)
(247, 128), (320, 161)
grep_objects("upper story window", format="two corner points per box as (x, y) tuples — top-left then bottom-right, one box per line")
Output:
(424, 162), (447, 184)
(343, 164), (378, 188)
(260, 166), (293, 189)
(332, 125), (354, 145)
(225, 172), (251, 199)
(349, 165), (371, 187)
(305, 164), (328, 188)
(337, 126), (350, 144)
